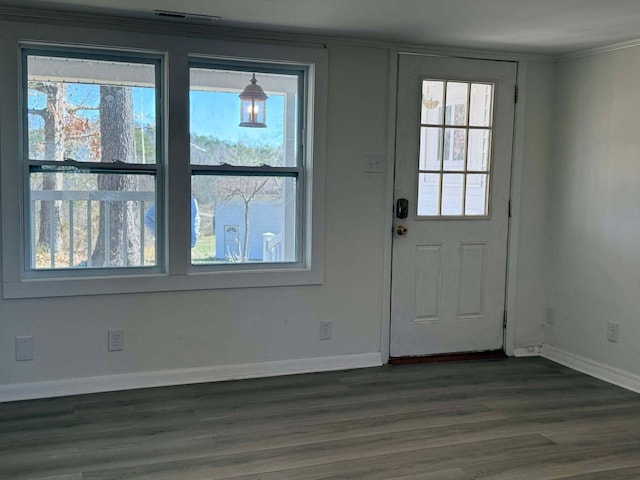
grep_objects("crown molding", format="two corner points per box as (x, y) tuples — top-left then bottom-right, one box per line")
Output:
(0, 5), (555, 62)
(558, 37), (640, 61)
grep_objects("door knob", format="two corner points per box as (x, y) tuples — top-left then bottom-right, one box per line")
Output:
(396, 225), (408, 236)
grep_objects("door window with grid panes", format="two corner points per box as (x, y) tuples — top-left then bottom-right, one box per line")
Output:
(418, 80), (493, 217)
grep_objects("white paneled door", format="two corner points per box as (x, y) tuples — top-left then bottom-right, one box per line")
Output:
(390, 54), (517, 357)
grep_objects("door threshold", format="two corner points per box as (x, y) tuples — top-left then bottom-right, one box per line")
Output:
(389, 349), (507, 365)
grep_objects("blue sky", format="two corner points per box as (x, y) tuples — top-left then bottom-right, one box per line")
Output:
(29, 84), (285, 148)
(190, 90), (285, 147)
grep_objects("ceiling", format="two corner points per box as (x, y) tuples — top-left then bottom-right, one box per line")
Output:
(2, 0), (640, 56)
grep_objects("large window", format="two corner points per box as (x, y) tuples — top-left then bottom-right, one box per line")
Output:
(189, 64), (302, 265)
(24, 51), (162, 271)
(0, 27), (326, 297)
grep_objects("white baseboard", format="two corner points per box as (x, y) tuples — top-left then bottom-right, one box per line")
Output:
(513, 346), (542, 357)
(0, 352), (383, 403)
(541, 345), (640, 394)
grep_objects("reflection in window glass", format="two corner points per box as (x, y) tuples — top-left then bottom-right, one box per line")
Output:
(443, 128), (466, 171)
(444, 82), (468, 126)
(421, 81), (444, 124)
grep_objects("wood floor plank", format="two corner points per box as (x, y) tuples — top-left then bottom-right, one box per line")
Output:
(387, 470), (475, 480)
(9, 400), (640, 478)
(82, 434), (554, 480)
(468, 442), (640, 479)
(1, 358), (640, 480)
(214, 441), (640, 480)
(558, 465), (640, 479)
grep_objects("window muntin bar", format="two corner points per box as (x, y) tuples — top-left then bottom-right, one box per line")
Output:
(417, 79), (494, 218)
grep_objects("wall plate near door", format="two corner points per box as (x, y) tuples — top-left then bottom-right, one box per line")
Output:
(607, 321), (619, 343)
(364, 153), (385, 173)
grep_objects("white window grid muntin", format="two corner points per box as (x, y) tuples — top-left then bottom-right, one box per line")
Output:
(417, 79), (494, 218)
(187, 60), (307, 266)
(21, 46), (165, 276)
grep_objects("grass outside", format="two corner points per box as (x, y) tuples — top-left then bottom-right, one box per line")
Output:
(34, 234), (218, 268)
(192, 234), (216, 263)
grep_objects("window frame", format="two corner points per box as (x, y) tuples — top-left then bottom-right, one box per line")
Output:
(21, 46), (165, 278)
(187, 59), (306, 270)
(0, 21), (327, 298)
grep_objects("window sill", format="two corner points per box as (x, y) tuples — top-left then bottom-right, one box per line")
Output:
(3, 266), (323, 299)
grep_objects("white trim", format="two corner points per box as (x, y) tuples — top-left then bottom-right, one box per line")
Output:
(503, 60), (527, 356)
(0, 5), (554, 63)
(513, 346), (541, 357)
(541, 345), (640, 395)
(380, 49), (399, 364)
(0, 352), (382, 403)
(559, 37), (640, 61)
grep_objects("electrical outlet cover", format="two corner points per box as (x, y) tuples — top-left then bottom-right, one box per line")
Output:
(108, 329), (124, 351)
(319, 321), (332, 340)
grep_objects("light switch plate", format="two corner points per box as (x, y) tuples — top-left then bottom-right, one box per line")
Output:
(607, 321), (619, 342)
(364, 153), (385, 173)
(16, 336), (34, 361)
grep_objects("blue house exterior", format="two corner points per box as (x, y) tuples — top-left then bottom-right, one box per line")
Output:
(214, 200), (284, 261)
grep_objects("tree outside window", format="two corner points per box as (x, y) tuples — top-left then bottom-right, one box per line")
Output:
(26, 52), (160, 269)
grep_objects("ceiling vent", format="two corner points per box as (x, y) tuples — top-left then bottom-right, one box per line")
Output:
(153, 10), (221, 22)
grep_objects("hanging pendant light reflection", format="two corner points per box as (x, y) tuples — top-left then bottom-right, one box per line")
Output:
(239, 73), (268, 128)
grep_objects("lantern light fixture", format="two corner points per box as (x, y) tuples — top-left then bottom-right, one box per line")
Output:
(239, 73), (268, 128)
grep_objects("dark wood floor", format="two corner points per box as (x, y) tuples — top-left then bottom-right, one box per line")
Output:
(2, 357), (640, 479)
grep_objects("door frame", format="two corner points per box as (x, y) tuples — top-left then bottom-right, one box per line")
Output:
(380, 49), (529, 362)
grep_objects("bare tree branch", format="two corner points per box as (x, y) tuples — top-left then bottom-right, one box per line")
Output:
(28, 108), (47, 118)
(66, 131), (99, 140)
(68, 105), (100, 113)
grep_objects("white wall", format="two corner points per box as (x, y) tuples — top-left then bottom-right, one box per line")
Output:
(0, 17), (555, 399)
(547, 45), (640, 376)
(513, 61), (556, 349)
